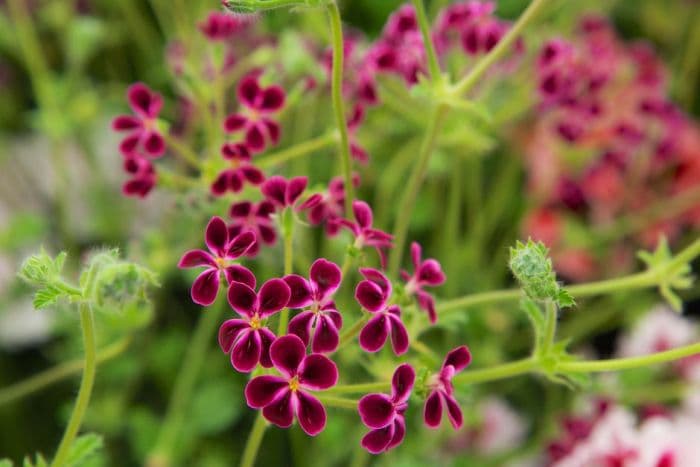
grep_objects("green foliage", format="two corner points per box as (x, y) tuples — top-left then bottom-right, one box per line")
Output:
(222, 0), (330, 14)
(638, 237), (695, 312)
(65, 434), (103, 467)
(509, 239), (575, 308)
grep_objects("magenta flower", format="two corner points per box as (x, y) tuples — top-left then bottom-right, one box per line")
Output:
(355, 268), (408, 355)
(228, 200), (277, 257)
(261, 175), (319, 212)
(198, 11), (247, 41)
(211, 142), (265, 196)
(245, 334), (338, 435)
(112, 83), (165, 157)
(339, 201), (393, 267)
(401, 242), (446, 324)
(424, 346), (472, 429)
(348, 105), (370, 164)
(306, 175), (360, 236)
(219, 279), (291, 372)
(224, 74), (285, 153)
(358, 364), (415, 454)
(178, 216), (256, 306)
(285, 259), (343, 353)
(122, 154), (156, 198)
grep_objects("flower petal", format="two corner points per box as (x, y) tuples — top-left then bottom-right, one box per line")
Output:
(285, 176), (308, 206)
(262, 390), (295, 428)
(227, 230), (256, 258)
(423, 390), (443, 428)
(353, 200), (373, 229)
(258, 224), (277, 244)
(355, 280), (386, 312)
(143, 131), (165, 157)
(218, 318), (250, 353)
(178, 249), (216, 268)
(238, 75), (261, 108)
(388, 313), (409, 356)
(358, 394), (394, 429)
(417, 259), (446, 286)
(359, 268), (391, 296)
(263, 119), (281, 145)
(231, 329), (262, 372)
(298, 354), (338, 390)
(288, 310), (315, 346)
(443, 346), (472, 373)
(112, 115), (141, 131)
(309, 258), (342, 301)
(387, 417), (406, 451)
(296, 391), (327, 436)
(260, 85), (285, 111)
(443, 393), (463, 429)
(223, 113), (247, 132)
(311, 315), (340, 353)
(229, 201), (252, 218)
(240, 166), (265, 185)
(359, 314), (390, 353)
(270, 334), (306, 378)
(224, 265), (256, 289)
(283, 275), (313, 308)
(227, 281), (258, 318)
(410, 242), (422, 271)
(416, 291), (437, 324)
(205, 216), (229, 257)
(361, 425), (394, 454)
(261, 175), (287, 206)
(258, 279), (291, 317)
(191, 268), (220, 306)
(391, 364), (415, 403)
(245, 375), (288, 408)
(258, 327), (276, 368)
(246, 124), (266, 152)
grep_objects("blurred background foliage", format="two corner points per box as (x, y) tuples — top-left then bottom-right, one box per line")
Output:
(0, 0), (699, 466)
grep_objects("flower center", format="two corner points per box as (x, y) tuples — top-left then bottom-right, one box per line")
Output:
(215, 257), (227, 269)
(250, 314), (262, 330)
(288, 376), (300, 392)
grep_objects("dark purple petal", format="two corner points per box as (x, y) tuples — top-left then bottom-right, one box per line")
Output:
(229, 171), (244, 192)
(257, 279), (291, 317)
(112, 115), (141, 131)
(388, 313), (409, 356)
(245, 375), (288, 408)
(423, 390), (443, 428)
(355, 280), (386, 312)
(128, 83), (161, 117)
(311, 315), (339, 353)
(309, 258), (342, 301)
(211, 171), (232, 196)
(410, 242), (422, 271)
(417, 259), (446, 286)
(288, 310), (315, 346)
(240, 166), (265, 185)
(358, 394), (394, 429)
(361, 425), (394, 454)
(178, 249), (216, 268)
(258, 327), (276, 368)
(230, 328), (262, 372)
(262, 390), (295, 428)
(285, 176), (308, 206)
(246, 124), (266, 152)
(443, 346), (472, 373)
(270, 334), (306, 378)
(263, 119), (281, 145)
(359, 314), (390, 353)
(221, 142), (251, 161)
(298, 193), (323, 212)
(224, 265), (256, 288)
(205, 216), (229, 257)
(191, 269), (220, 306)
(353, 201), (373, 229)
(283, 275), (313, 308)
(386, 417), (406, 450)
(391, 364), (415, 403)
(260, 85), (285, 111)
(258, 224), (277, 244)
(218, 319), (250, 353)
(230, 201), (252, 218)
(238, 75), (261, 108)
(359, 268), (391, 296)
(256, 200), (276, 217)
(417, 291), (437, 324)
(223, 113), (247, 132)
(143, 131), (165, 157)
(227, 230), (256, 258)
(298, 354), (338, 390)
(119, 133), (140, 155)
(261, 175), (287, 206)
(324, 309), (342, 329)
(227, 281), (258, 318)
(443, 393), (463, 429)
(296, 391), (327, 436)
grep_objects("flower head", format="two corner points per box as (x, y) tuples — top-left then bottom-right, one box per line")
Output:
(358, 364), (415, 454)
(401, 242), (446, 324)
(423, 346), (471, 429)
(219, 278), (290, 372)
(245, 334), (338, 435)
(355, 268), (408, 355)
(261, 175), (315, 211)
(178, 216), (256, 305)
(211, 142), (265, 196)
(305, 175), (360, 236)
(122, 154), (157, 198)
(339, 201), (393, 267)
(228, 200), (277, 257)
(198, 11), (247, 41)
(285, 259), (343, 353)
(112, 83), (165, 157)
(224, 74), (285, 153)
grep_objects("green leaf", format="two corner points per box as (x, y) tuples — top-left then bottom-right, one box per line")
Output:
(0, 459), (14, 467)
(66, 433), (103, 467)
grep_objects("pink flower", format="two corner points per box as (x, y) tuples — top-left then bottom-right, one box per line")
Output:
(112, 83), (165, 157)
(358, 364), (415, 454)
(211, 142), (265, 196)
(224, 74), (285, 153)
(261, 175), (319, 212)
(285, 259), (343, 353)
(198, 11), (247, 41)
(122, 154), (157, 198)
(245, 334), (338, 435)
(423, 346), (471, 429)
(178, 216), (256, 306)
(228, 200), (277, 257)
(305, 175), (360, 236)
(219, 279), (290, 372)
(401, 242), (446, 324)
(355, 268), (408, 355)
(339, 201), (393, 267)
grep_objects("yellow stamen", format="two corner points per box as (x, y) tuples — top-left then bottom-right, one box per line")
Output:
(250, 314), (262, 330)
(289, 376), (300, 392)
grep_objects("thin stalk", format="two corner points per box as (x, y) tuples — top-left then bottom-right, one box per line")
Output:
(51, 304), (97, 467)
(0, 337), (130, 407)
(541, 300), (557, 356)
(411, 0), (442, 82)
(388, 104), (450, 276)
(336, 313), (369, 351)
(257, 132), (337, 168)
(240, 414), (268, 467)
(318, 396), (359, 410)
(452, 0), (550, 96)
(162, 132), (201, 170)
(324, 382), (392, 395)
(327, 2), (355, 215)
(149, 301), (226, 464)
(277, 231), (294, 334)
(558, 342), (700, 373)
(453, 358), (538, 385)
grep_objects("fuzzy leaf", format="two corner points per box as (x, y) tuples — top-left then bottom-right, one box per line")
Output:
(66, 433), (103, 466)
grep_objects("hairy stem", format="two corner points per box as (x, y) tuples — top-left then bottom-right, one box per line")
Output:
(558, 342), (700, 373)
(453, 358), (538, 385)
(240, 414), (268, 467)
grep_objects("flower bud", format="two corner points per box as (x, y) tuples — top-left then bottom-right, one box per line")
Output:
(509, 239), (574, 307)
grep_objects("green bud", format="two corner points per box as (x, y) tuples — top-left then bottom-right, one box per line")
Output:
(509, 239), (574, 308)
(18, 249), (66, 287)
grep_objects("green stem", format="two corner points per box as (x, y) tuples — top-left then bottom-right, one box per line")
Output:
(257, 132), (338, 168)
(51, 304), (97, 467)
(149, 300), (226, 465)
(388, 104), (450, 276)
(0, 337), (130, 407)
(453, 358), (538, 385)
(162, 132), (201, 170)
(277, 230), (294, 334)
(558, 342), (700, 373)
(327, 1), (355, 215)
(411, 0), (442, 82)
(317, 396), (359, 410)
(324, 382), (392, 395)
(240, 414), (268, 467)
(541, 300), (557, 356)
(336, 313), (369, 351)
(451, 0), (550, 96)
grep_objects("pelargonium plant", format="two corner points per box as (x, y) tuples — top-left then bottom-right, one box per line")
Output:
(3, 1), (700, 467)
